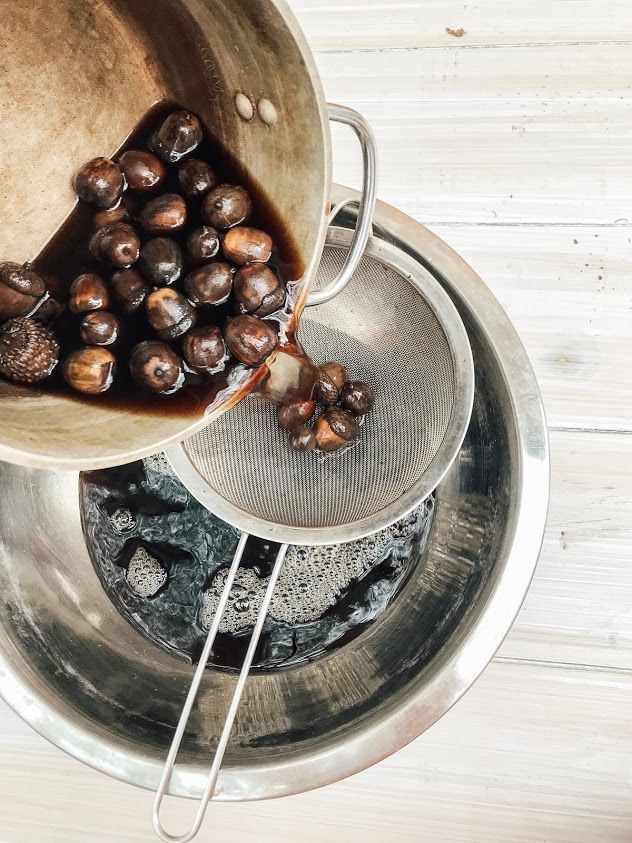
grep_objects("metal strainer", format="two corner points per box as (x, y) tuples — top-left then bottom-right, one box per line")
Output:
(153, 225), (474, 842)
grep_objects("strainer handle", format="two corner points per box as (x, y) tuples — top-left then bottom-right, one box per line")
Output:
(306, 104), (377, 306)
(152, 536), (289, 843)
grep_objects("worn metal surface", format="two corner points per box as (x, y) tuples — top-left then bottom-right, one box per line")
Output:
(0, 0), (330, 469)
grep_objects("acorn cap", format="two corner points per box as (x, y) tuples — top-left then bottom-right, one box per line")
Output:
(0, 317), (59, 384)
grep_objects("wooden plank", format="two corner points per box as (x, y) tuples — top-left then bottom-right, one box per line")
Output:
(0, 660), (630, 841)
(313, 44), (632, 224)
(500, 430), (632, 669)
(428, 224), (632, 431)
(290, 0), (632, 50)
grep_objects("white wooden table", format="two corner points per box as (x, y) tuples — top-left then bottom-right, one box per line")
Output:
(1, 2), (631, 840)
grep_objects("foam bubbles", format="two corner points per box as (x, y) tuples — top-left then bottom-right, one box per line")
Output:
(143, 453), (175, 477)
(126, 547), (167, 598)
(200, 506), (424, 633)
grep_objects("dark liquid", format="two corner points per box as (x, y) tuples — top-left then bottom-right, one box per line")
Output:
(23, 101), (306, 417)
(80, 457), (435, 671)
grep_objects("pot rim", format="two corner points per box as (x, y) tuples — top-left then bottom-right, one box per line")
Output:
(0, 186), (549, 801)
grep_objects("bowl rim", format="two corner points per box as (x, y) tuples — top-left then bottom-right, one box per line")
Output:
(0, 186), (549, 801)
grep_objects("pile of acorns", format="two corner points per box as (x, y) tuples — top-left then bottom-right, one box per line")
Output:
(0, 109), (285, 397)
(278, 361), (374, 453)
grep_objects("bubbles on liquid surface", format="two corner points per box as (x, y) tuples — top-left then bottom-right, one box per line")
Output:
(126, 547), (167, 598)
(143, 453), (175, 476)
(200, 510), (423, 633)
(109, 507), (137, 533)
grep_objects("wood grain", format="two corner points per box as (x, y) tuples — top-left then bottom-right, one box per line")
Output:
(0, 660), (630, 842)
(500, 431), (632, 668)
(429, 225), (632, 431)
(320, 43), (632, 225)
(292, 0), (632, 50)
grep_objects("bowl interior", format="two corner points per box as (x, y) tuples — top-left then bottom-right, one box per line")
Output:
(0, 319), (513, 798)
(0, 0), (328, 469)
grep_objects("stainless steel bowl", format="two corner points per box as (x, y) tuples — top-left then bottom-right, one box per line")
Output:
(0, 190), (549, 800)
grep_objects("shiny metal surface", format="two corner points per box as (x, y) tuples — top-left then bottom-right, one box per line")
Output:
(169, 229), (474, 545)
(0, 191), (548, 801)
(306, 106), (378, 307)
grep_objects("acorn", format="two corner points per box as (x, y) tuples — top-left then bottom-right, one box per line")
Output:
(184, 262), (233, 306)
(129, 340), (184, 393)
(80, 311), (120, 346)
(68, 273), (110, 313)
(139, 193), (187, 234)
(234, 263), (285, 317)
(277, 399), (316, 430)
(138, 237), (183, 286)
(118, 150), (166, 192)
(93, 195), (139, 230)
(63, 347), (116, 394)
(0, 318), (59, 384)
(289, 424), (317, 453)
(178, 158), (216, 199)
(224, 314), (278, 367)
(182, 326), (226, 372)
(74, 157), (126, 209)
(315, 361), (348, 406)
(222, 226), (272, 265)
(145, 288), (196, 341)
(110, 269), (150, 314)
(186, 226), (220, 264)
(89, 222), (140, 268)
(202, 184), (252, 229)
(149, 110), (203, 163)
(340, 380), (374, 416)
(320, 361), (347, 390)
(0, 262), (46, 320)
(314, 408), (359, 452)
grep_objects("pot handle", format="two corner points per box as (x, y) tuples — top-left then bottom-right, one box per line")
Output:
(306, 104), (377, 306)
(151, 534), (288, 843)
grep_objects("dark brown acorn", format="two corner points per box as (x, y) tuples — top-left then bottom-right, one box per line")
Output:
(182, 326), (227, 372)
(139, 194), (187, 234)
(80, 311), (120, 346)
(93, 195), (139, 230)
(145, 288), (197, 341)
(129, 341), (184, 394)
(110, 269), (150, 314)
(138, 237), (183, 286)
(186, 226), (220, 264)
(0, 318), (59, 384)
(149, 111), (203, 163)
(63, 347), (116, 394)
(74, 157), (126, 209)
(234, 263), (285, 317)
(184, 262), (233, 306)
(339, 380), (374, 415)
(89, 223), (140, 268)
(314, 408), (359, 452)
(202, 184), (252, 229)
(0, 262), (46, 320)
(68, 274), (110, 313)
(224, 314), (278, 367)
(178, 158), (216, 199)
(118, 150), (167, 192)
(222, 226), (272, 265)
(277, 399), (317, 430)
(315, 361), (348, 405)
(289, 424), (317, 453)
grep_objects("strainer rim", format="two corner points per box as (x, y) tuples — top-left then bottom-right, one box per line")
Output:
(167, 228), (474, 545)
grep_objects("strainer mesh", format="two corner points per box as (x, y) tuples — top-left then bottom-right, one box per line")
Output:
(183, 247), (455, 529)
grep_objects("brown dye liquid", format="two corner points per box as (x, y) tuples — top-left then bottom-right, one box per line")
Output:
(22, 101), (307, 417)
